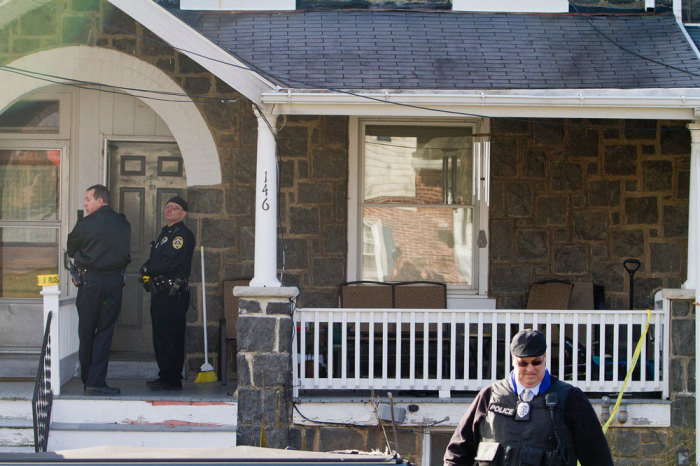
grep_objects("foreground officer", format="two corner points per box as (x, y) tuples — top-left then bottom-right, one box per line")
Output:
(444, 329), (613, 466)
(67, 185), (131, 396)
(140, 196), (195, 391)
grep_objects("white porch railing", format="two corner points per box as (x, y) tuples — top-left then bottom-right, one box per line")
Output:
(292, 308), (669, 399)
(41, 285), (78, 396)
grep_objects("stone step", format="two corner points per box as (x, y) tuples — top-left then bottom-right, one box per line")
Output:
(48, 422), (236, 450)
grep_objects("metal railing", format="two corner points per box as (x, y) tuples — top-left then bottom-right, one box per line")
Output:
(292, 308), (668, 399)
(32, 310), (53, 452)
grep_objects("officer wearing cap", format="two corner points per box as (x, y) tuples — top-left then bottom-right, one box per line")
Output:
(444, 329), (613, 466)
(140, 196), (195, 391)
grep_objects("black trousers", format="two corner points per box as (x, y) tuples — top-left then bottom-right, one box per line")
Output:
(75, 270), (125, 387)
(150, 288), (190, 385)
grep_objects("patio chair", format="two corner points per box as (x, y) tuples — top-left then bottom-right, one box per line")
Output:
(338, 281), (394, 308)
(526, 280), (573, 309)
(393, 281), (447, 309)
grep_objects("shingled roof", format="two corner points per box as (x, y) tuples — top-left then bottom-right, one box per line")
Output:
(173, 9), (700, 91)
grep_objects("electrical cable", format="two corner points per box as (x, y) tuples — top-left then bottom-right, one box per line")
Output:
(14, 0), (697, 132)
(568, 1), (700, 78)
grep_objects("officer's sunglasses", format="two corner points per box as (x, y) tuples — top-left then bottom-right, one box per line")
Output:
(165, 204), (182, 211)
(514, 357), (545, 367)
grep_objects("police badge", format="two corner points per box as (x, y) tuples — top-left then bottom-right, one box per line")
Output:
(172, 236), (184, 249)
(515, 400), (531, 421)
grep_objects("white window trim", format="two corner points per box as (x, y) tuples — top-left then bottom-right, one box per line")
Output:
(347, 116), (491, 304)
(0, 139), (70, 299)
(0, 92), (71, 140)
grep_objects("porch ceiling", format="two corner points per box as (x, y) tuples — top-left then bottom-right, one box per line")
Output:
(110, 2), (700, 119)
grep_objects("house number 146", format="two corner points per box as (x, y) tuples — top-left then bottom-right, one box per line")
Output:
(262, 171), (270, 211)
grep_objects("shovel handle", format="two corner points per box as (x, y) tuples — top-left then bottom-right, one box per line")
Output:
(623, 259), (640, 274)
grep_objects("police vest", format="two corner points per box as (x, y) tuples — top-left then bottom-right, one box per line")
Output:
(476, 378), (576, 466)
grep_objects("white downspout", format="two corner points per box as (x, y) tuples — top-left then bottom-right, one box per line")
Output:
(686, 121), (700, 291)
(645, 0), (655, 12)
(687, 121), (700, 462)
(250, 106), (282, 287)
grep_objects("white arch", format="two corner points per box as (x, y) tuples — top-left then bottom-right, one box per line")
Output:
(0, 45), (221, 186)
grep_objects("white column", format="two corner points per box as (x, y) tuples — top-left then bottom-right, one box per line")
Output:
(40, 284), (61, 396)
(685, 122), (700, 291)
(250, 106), (281, 287)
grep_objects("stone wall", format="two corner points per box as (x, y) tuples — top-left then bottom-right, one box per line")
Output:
(489, 118), (690, 310)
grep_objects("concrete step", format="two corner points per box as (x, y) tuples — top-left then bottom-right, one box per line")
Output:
(52, 397), (237, 426)
(0, 400), (33, 421)
(48, 422), (236, 450)
(46, 378), (237, 451)
(0, 354), (38, 380)
(0, 445), (35, 453)
(0, 418), (34, 448)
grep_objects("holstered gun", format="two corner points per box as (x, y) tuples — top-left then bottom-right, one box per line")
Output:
(63, 251), (82, 287)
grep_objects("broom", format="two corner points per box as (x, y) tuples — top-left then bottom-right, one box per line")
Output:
(195, 245), (217, 383)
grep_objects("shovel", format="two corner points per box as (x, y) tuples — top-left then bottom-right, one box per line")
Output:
(623, 259), (641, 309)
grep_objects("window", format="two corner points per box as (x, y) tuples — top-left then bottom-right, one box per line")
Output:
(353, 120), (489, 292)
(0, 95), (67, 298)
(0, 148), (61, 297)
(0, 100), (59, 134)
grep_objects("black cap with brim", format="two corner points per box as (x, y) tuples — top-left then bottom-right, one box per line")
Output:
(510, 329), (547, 358)
(167, 196), (188, 211)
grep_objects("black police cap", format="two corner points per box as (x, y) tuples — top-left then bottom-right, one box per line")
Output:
(167, 196), (188, 211)
(510, 329), (547, 358)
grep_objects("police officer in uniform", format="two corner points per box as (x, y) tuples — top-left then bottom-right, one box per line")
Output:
(444, 329), (613, 466)
(140, 196), (195, 391)
(67, 185), (131, 396)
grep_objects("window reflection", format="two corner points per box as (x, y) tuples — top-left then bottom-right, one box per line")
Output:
(361, 125), (476, 288)
(0, 227), (58, 298)
(0, 150), (60, 221)
(0, 100), (60, 134)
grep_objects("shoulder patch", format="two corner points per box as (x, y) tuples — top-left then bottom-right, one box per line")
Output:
(172, 236), (184, 250)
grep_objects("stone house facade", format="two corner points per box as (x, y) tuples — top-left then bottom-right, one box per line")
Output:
(0, 0), (697, 464)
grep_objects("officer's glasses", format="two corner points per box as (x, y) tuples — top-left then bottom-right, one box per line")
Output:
(165, 204), (182, 211)
(514, 357), (545, 367)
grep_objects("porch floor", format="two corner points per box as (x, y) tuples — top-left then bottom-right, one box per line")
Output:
(0, 378), (237, 402)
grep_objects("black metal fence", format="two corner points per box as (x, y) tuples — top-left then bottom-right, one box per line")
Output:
(32, 311), (53, 453)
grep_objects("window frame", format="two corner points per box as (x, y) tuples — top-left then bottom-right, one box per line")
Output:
(0, 90), (71, 300)
(0, 94), (71, 140)
(347, 117), (490, 300)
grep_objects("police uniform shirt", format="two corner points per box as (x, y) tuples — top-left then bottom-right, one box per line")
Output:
(143, 221), (195, 279)
(67, 205), (131, 271)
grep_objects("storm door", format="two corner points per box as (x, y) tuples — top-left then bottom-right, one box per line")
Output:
(107, 140), (187, 357)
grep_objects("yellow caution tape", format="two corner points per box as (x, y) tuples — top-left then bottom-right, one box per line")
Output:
(601, 307), (653, 434)
(37, 274), (60, 286)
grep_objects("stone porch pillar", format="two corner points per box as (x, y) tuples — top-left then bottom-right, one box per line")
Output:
(250, 106), (281, 287)
(234, 286), (298, 448)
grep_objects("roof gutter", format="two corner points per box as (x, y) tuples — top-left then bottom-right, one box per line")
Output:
(262, 88), (700, 119)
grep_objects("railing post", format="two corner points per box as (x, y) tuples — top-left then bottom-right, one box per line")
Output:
(40, 283), (61, 396)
